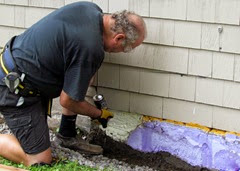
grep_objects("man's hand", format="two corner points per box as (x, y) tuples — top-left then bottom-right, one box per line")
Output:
(97, 109), (113, 128)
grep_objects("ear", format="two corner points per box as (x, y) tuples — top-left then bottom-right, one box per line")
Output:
(113, 33), (125, 45)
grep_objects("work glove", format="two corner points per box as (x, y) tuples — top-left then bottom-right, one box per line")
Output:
(97, 109), (113, 128)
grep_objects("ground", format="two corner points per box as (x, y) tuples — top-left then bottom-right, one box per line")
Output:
(0, 107), (213, 171)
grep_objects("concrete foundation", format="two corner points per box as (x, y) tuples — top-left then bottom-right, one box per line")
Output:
(105, 111), (240, 171)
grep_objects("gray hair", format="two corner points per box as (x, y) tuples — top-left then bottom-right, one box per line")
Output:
(111, 10), (143, 52)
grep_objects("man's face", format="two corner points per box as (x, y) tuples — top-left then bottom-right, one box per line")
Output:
(105, 43), (125, 53)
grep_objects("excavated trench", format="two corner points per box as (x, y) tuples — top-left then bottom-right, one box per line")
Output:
(87, 127), (211, 171)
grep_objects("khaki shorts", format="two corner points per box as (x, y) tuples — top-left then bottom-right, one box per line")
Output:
(0, 85), (50, 154)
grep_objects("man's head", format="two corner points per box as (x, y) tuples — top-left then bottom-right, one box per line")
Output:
(103, 10), (146, 53)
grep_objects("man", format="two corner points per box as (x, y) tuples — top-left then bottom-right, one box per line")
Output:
(0, 1), (146, 166)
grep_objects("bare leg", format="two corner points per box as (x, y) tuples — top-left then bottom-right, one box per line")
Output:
(0, 134), (52, 166)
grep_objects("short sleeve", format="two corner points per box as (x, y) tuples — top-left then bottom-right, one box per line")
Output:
(63, 51), (99, 101)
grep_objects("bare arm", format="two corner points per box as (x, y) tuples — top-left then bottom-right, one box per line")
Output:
(60, 90), (101, 118)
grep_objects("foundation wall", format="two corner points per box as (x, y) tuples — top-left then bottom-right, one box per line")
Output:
(105, 111), (240, 171)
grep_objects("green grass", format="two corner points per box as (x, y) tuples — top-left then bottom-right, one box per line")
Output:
(0, 156), (109, 171)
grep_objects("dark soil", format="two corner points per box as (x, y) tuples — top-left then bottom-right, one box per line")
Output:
(89, 128), (211, 171)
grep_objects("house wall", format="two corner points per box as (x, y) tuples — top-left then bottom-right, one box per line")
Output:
(98, 0), (240, 133)
(1, 0), (240, 133)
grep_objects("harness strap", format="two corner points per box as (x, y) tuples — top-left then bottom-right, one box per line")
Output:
(0, 52), (9, 74)
(0, 52), (6, 81)
(47, 99), (52, 117)
(1, 36), (17, 73)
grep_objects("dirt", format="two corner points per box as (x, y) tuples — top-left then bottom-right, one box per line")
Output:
(88, 128), (211, 171)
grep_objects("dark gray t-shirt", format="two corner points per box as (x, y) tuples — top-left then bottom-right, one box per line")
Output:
(12, 2), (104, 100)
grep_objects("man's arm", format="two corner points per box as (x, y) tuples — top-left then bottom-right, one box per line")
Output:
(89, 74), (96, 86)
(60, 90), (102, 118)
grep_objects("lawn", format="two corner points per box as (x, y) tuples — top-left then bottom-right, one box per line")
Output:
(0, 156), (107, 171)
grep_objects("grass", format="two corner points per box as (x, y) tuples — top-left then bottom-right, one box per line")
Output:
(0, 156), (108, 171)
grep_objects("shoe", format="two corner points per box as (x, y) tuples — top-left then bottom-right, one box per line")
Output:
(55, 133), (103, 155)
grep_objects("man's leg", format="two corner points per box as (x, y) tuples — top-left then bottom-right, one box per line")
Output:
(0, 92), (52, 166)
(0, 134), (51, 166)
(57, 107), (103, 154)
(58, 108), (77, 137)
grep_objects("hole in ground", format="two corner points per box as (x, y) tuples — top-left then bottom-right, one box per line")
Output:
(89, 128), (211, 171)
